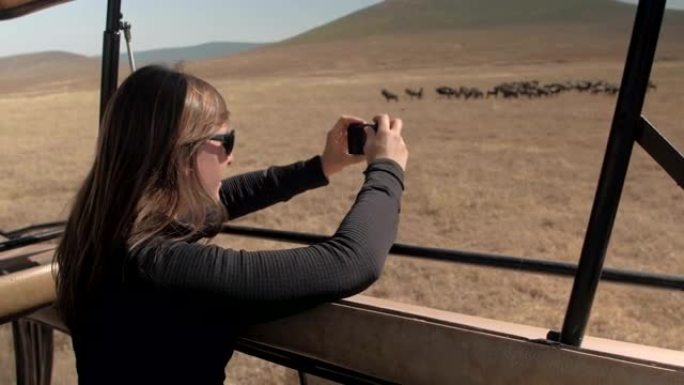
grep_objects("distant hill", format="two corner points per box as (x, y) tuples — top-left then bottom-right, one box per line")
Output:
(121, 41), (265, 67)
(187, 0), (684, 79)
(0, 41), (266, 94)
(2, 0), (684, 93)
(0, 51), (99, 94)
(283, 0), (684, 45)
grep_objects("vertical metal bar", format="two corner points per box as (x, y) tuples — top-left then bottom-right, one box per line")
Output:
(99, 0), (122, 123)
(559, 0), (666, 346)
(13, 319), (54, 385)
(298, 370), (310, 385)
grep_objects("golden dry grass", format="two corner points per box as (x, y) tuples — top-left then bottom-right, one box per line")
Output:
(0, 55), (682, 384)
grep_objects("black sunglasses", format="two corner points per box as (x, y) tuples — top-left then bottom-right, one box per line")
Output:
(210, 129), (235, 155)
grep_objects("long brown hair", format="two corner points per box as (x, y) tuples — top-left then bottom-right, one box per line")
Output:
(53, 65), (229, 328)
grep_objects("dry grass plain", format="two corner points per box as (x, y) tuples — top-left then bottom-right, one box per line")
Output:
(0, 54), (682, 383)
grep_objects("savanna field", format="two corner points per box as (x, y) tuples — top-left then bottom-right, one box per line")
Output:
(1, 1), (683, 383)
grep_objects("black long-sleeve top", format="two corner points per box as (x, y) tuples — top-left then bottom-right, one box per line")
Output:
(71, 156), (405, 385)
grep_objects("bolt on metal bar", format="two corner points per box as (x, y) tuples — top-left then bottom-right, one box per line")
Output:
(121, 21), (136, 72)
(559, 0), (667, 347)
(636, 116), (684, 188)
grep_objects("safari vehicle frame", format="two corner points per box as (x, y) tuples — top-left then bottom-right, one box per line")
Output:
(1, 0), (682, 384)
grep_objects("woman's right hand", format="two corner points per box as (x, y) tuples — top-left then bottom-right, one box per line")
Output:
(364, 114), (408, 171)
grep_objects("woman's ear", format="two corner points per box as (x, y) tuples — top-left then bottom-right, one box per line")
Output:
(182, 155), (197, 177)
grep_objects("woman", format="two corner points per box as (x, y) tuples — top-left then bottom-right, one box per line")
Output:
(54, 65), (408, 385)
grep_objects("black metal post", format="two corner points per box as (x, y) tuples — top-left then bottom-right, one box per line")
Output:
(636, 116), (684, 188)
(12, 319), (54, 385)
(99, 0), (122, 123)
(559, 0), (666, 346)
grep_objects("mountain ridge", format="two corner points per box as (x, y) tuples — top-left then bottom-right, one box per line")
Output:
(281, 0), (684, 45)
(2, 0), (683, 94)
(0, 41), (266, 94)
(120, 41), (266, 66)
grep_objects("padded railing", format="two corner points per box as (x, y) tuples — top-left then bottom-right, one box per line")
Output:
(1, 266), (683, 385)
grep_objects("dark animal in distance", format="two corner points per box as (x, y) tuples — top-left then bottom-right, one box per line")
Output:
(436, 86), (456, 99)
(485, 80), (620, 98)
(381, 89), (399, 102)
(391, 78), (626, 103)
(405, 87), (423, 100)
(460, 87), (483, 99)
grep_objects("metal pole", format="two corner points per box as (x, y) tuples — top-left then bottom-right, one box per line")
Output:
(559, 0), (666, 347)
(219, 224), (684, 291)
(13, 319), (54, 385)
(99, 0), (122, 123)
(2, 221), (683, 290)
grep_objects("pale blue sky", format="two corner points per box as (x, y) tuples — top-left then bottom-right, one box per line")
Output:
(1, 0), (682, 58)
(0, 0), (382, 57)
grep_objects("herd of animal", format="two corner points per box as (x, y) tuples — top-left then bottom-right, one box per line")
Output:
(380, 80), (657, 102)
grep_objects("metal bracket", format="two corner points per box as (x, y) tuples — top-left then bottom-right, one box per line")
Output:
(120, 19), (136, 71)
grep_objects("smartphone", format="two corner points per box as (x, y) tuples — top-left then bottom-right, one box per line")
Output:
(347, 122), (378, 155)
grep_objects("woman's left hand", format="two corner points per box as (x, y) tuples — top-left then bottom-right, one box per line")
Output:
(320, 115), (367, 178)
